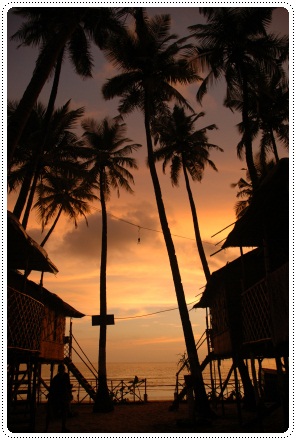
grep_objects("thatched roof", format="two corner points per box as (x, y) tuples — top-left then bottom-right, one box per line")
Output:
(8, 270), (85, 318)
(7, 211), (58, 274)
(194, 248), (265, 309)
(222, 158), (289, 249)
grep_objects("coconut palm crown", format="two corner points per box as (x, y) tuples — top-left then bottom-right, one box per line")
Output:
(152, 105), (223, 282)
(189, 7), (288, 187)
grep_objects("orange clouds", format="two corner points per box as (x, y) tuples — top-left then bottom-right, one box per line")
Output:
(6, 6), (289, 366)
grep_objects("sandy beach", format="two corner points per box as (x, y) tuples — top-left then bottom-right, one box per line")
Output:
(34, 400), (286, 434)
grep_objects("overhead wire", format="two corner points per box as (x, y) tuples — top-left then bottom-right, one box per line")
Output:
(90, 206), (216, 246)
(81, 208), (235, 320)
(84, 298), (201, 321)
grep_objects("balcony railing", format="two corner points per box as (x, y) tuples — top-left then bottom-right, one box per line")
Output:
(7, 287), (44, 352)
(241, 278), (272, 344)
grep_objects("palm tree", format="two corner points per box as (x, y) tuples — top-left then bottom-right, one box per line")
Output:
(81, 117), (140, 413)
(225, 71), (288, 171)
(102, 8), (213, 417)
(230, 176), (253, 219)
(189, 7), (288, 187)
(34, 171), (98, 247)
(231, 158), (276, 219)
(248, 73), (289, 167)
(7, 7), (127, 167)
(8, 100), (86, 228)
(8, 99), (45, 217)
(153, 105), (222, 283)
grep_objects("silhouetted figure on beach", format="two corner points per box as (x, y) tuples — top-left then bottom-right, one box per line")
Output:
(45, 363), (73, 432)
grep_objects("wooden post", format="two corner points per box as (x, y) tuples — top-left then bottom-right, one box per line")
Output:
(233, 363), (242, 426)
(184, 375), (195, 423)
(218, 359), (225, 415)
(144, 379), (148, 402)
(275, 356), (289, 430)
(250, 353), (261, 404)
(206, 308), (216, 404)
(69, 318), (73, 361)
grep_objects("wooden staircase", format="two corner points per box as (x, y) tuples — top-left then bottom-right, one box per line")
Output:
(7, 360), (37, 433)
(64, 356), (97, 401)
(171, 352), (214, 409)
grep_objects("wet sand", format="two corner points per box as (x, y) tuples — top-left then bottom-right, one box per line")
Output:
(35, 400), (287, 434)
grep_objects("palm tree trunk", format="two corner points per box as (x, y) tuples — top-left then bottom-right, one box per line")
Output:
(93, 175), (114, 413)
(7, 16), (84, 167)
(40, 206), (63, 247)
(144, 96), (211, 418)
(241, 73), (258, 188)
(269, 127), (280, 163)
(21, 53), (65, 230)
(21, 168), (40, 229)
(12, 50), (64, 222)
(182, 163), (211, 283)
(13, 169), (34, 220)
(44, 48), (64, 127)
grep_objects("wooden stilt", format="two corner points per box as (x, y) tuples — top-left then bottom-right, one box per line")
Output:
(217, 359), (225, 415)
(233, 362), (243, 426)
(275, 356), (289, 430)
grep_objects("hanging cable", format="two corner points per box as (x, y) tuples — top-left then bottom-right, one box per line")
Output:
(84, 299), (199, 321)
(90, 206), (215, 246)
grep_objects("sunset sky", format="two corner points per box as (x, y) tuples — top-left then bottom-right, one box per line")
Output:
(5, 4), (290, 367)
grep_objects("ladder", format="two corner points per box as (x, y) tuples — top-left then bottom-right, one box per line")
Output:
(64, 356), (97, 401)
(7, 360), (38, 433)
(171, 352), (214, 409)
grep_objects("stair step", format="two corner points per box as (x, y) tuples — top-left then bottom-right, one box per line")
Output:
(8, 414), (31, 421)
(9, 410), (30, 417)
(8, 422), (33, 433)
(11, 380), (29, 385)
(65, 358), (97, 400)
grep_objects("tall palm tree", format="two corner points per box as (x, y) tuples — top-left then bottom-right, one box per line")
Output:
(81, 117), (140, 413)
(153, 105), (222, 283)
(8, 100), (86, 228)
(247, 73), (289, 167)
(7, 7), (127, 167)
(34, 171), (98, 247)
(189, 7), (288, 187)
(225, 71), (289, 171)
(102, 8), (213, 417)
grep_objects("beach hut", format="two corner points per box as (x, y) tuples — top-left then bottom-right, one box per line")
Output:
(194, 158), (289, 424)
(220, 158), (289, 355)
(7, 211), (84, 432)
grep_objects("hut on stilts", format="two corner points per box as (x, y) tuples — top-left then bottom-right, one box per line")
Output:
(195, 158), (289, 427)
(174, 158), (289, 429)
(7, 211), (85, 433)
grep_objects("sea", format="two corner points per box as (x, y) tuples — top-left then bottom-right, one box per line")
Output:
(39, 359), (276, 404)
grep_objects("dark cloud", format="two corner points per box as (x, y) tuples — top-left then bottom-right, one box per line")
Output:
(52, 203), (163, 261)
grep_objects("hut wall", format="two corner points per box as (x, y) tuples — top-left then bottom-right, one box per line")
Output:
(210, 287), (233, 355)
(39, 307), (66, 361)
(212, 331), (232, 356)
(7, 287), (44, 353)
(267, 262), (289, 349)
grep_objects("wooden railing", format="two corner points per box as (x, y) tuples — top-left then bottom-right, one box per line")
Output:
(241, 278), (272, 344)
(7, 287), (44, 352)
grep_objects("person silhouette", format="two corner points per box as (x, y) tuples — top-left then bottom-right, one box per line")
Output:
(45, 363), (73, 432)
